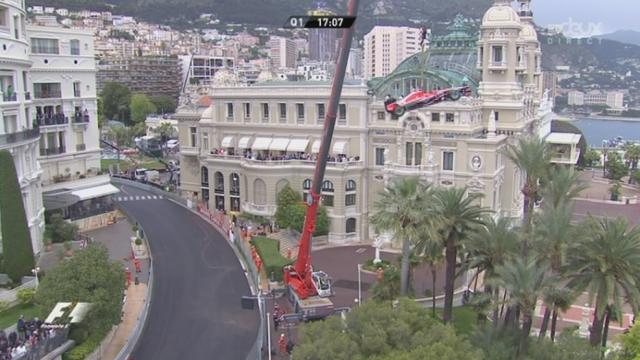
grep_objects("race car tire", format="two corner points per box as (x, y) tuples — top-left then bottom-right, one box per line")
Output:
(448, 90), (462, 101)
(393, 106), (406, 117)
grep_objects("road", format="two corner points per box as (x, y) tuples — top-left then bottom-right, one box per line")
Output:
(114, 184), (259, 360)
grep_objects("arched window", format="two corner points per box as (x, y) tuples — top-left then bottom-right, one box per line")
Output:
(254, 178), (267, 205)
(321, 180), (334, 206)
(201, 166), (209, 186)
(321, 180), (334, 192)
(346, 218), (356, 233)
(230, 173), (240, 196)
(345, 180), (356, 207)
(303, 179), (312, 190)
(214, 172), (224, 194)
(346, 180), (356, 192)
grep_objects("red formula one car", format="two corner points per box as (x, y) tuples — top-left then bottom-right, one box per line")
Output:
(384, 86), (472, 116)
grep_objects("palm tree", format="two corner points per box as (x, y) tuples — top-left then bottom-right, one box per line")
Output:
(624, 143), (640, 171)
(540, 165), (588, 210)
(155, 122), (175, 156)
(492, 257), (553, 357)
(565, 217), (640, 346)
(464, 216), (519, 324)
(503, 136), (550, 255)
(432, 187), (488, 323)
(414, 234), (444, 317)
(371, 177), (433, 296)
(538, 286), (577, 341)
(532, 204), (575, 339)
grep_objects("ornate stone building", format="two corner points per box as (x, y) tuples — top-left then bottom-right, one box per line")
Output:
(176, 1), (564, 245)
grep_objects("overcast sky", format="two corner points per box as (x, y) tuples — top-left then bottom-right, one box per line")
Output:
(530, 0), (640, 34)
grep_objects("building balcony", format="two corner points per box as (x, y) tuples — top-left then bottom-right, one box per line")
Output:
(35, 114), (69, 127)
(181, 146), (199, 155)
(72, 114), (90, 125)
(40, 146), (66, 157)
(241, 201), (277, 217)
(33, 91), (62, 99)
(76, 144), (87, 151)
(2, 93), (17, 102)
(0, 128), (40, 147)
(488, 61), (507, 71)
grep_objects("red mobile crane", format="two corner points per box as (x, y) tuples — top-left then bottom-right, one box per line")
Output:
(283, 0), (471, 319)
(282, 0), (360, 318)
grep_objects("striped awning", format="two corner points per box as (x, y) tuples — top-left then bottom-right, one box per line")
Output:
(238, 136), (252, 149)
(287, 138), (310, 152)
(221, 136), (234, 148)
(332, 141), (348, 155)
(251, 137), (272, 151)
(269, 138), (290, 151)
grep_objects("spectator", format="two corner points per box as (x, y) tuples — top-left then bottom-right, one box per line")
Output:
(16, 315), (26, 340)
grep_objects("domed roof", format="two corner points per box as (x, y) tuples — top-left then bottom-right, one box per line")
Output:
(520, 22), (538, 41)
(482, 4), (521, 28)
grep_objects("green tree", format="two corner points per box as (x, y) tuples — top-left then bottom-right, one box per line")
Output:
(503, 136), (551, 254)
(432, 187), (487, 323)
(100, 82), (131, 123)
(609, 181), (622, 201)
(619, 323), (640, 359)
(153, 122), (175, 156)
(274, 185), (328, 236)
(150, 95), (177, 114)
(275, 184), (301, 229)
(293, 299), (483, 360)
(370, 265), (401, 302)
(606, 152), (629, 181)
(371, 177), (433, 297)
(45, 213), (79, 243)
(0, 150), (35, 282)
(491, 257), (552, 357)
(130, 93), (157, 124)
(413, 235), (444, 317)
(632, 170), (640, 185)
(582, 148), (601, 168)
(96, 97), (106, 128)
(464, 217), (519, 324)
(541, 166), (588, 210)
(624, 143), (640, 170)
(565, 217), (640, 346)
(34, 243), (125, 334)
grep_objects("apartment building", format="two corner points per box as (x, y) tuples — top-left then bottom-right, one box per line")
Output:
(268, 37), (296, 70)
(0, 0), (45, 253)
(28, 25), (119, 229)
(96, 55), (182, 99)
(363, 26), (421, 79)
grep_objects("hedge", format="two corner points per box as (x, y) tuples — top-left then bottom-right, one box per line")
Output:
(63, 329), (106, 360)
(250, 236), (293, 282)
(0, 150), (35, 282)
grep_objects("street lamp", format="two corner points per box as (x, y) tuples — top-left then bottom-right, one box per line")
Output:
(32, 267), (41, 289)
(357, 264), (362, 306)
(602, 140), (609, 177)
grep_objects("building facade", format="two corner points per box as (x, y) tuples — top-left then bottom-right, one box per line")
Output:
(1, 0), (45, 254)
(29, 25), (119, 229)
(179, 54), (235, 87)
(268, 37), (296, 70)
(96, 55), (182, 99)
(568, 90), (625, 110)
(177, 1), (562, 245)
(307, 7), (338, 62)
(363, 26), (421, 79)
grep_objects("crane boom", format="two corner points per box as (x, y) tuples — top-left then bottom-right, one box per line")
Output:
(284, 0), (360, 300)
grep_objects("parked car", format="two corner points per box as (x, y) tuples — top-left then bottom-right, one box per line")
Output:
(166, 139), (179, 150)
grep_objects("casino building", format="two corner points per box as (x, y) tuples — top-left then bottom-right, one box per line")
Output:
(176, 1), (574, 245)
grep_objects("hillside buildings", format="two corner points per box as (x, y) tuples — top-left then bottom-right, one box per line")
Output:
(0, 0), (45, 254)
(96, 55), (182, 99)
(307, 7), (338, 62)
(179, 54), (235, 87)
(568, 90), (625, 110)
(363, 26), (421, 78)
(175, 1), (576, 245)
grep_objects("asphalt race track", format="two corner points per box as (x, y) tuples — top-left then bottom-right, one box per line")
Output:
(115, 184), (259, 360)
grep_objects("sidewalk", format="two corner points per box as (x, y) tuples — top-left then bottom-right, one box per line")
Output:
(101, 283), (148, 359)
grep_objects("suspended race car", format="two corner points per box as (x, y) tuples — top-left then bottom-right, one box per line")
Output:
(384, 86), (472, 116)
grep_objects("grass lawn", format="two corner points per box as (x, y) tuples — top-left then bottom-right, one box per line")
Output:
(0, 303), (46, 330)
(250, 236), (293, 282)
(435, 306), (478, 336)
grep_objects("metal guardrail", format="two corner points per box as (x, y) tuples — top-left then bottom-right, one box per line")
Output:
(110, 177), (263, 360)
(0, 128), (40, 146)
(113, 208), (154, 360)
